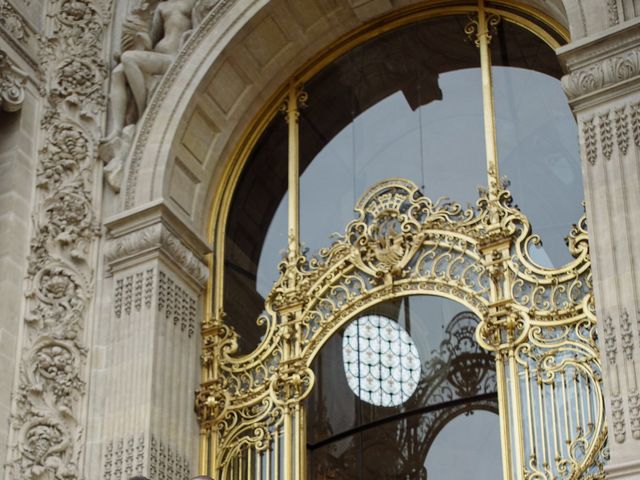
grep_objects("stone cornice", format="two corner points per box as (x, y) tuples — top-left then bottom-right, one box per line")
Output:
(0, 0), (41, 73)
(0, 47), (26, 111)
(559, 19), (640, 110)
(105, 201), (211, 287)
(605, 458), (640, 479)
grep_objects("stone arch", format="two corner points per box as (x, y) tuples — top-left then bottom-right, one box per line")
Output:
(120, 0), (584, 239)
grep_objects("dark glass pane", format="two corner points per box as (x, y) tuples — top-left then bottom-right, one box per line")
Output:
(307, 295), (500, 479)
(261, 15), (485, 278)
(492, 21), (582, 267)
(223, 115), (288, 352)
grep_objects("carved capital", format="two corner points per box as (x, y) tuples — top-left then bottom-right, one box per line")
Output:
(105, 202), (210, 287)
(559, 21), (640, 109)
(0, 48), (26, 112)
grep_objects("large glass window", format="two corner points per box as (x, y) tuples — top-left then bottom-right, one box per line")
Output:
(223, 13), (581, 352)
(204, 5), (607, 480)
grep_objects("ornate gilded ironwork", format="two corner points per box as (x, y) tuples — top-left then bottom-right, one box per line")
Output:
(198, 177), (606, 479)
(197, 2), (607, 479)
(310, 311), (497, 479)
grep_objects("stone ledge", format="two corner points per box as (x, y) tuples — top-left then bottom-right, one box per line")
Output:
(105, 200), (211, 288)
(606, 458), (640, 479)
(558, 17), (640, 110)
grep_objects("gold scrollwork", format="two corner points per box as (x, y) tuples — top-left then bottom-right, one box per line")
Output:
(198, 178), (607, 479)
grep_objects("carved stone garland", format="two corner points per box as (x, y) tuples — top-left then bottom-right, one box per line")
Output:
(198, 179), (608, 479)
(5, 0), (110, 478)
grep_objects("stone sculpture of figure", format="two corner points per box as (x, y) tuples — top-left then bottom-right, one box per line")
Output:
(101, 0), (198, 192)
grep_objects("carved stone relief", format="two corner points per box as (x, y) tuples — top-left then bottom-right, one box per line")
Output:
(5, 0), (109, 478)
(158, 270), (197, 337)
(579, 102), (640, 165)
(105, 221), (209, 286)
(0, 48), (26, 111)
(102, 434), (191, 480)
(100, 0), (207, 192)
(0, 1), (40, 71)
(114, 268), (155, 317)
(603, 308), (640, 446)
(124, 0), (236, 208)
(561, 31), (640, 103)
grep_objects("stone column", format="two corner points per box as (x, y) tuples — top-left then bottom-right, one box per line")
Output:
(0, 44), (37, 468)
(84, 203), (210, 480)
(559, 19), (640, 479)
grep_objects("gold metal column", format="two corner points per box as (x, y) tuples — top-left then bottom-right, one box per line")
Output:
(467, 2), (526, 478)
(278, 82), (309, 480)
(474, 0), (501, 198)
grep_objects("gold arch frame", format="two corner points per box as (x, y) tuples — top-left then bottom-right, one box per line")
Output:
(205, 0), (568, 319)
(197, 2), (607, 479)
(199, 178), (606, 479)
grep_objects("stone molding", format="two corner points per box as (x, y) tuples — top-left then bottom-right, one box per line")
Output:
(0, 0), (41, 72)
(559, 19), (640, 110)
(0, 47), (26, 111)
(105, 201), (210, 288)
(606, 458), (640, 479)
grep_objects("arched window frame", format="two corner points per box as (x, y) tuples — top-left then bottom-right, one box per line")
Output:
(195, 2), (608, 479)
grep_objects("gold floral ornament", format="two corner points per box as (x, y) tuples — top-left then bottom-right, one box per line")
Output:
(269, 363), (315, 408)
(199, 176), (606, 479)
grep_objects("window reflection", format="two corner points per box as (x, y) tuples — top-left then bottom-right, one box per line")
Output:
(307, 296), (501, 479)
(343, 315), (422, 407)
(222, 14), (582, 356)
(491, 21), (582, 267)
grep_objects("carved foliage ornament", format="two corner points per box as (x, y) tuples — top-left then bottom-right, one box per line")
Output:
(580, 102), (640, 165)
(0, 48), (26, 111)
(562, 48), (640, 101)
(6, 0), (109, 478)
(105, 222), (209, 286)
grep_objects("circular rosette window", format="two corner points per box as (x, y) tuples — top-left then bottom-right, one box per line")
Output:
(342, 314), (421, 407)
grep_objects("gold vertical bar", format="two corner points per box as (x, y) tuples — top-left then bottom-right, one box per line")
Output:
(586, 379), (594, 432)
(266, 443), (271, 480)
(298, 404), (307, 479)
(550, 380), (560, 465)
(495, 352), (513, 480)
(572, 371), (580, 436)
(476, 0), (500, 195)
(199, 427), (208, 475)
(537, 376), (548, 467)
(286, 83), (301, 260)
(274, 429), (280, 480)
(284, 407), (293, 480)
(210, 427), (219, 477)
(576, 373), (587, 435)
(561, 374), (571, 458)
(543, 382), (553, 469)
(507, 350), (525, 478)
(293, 405), (300, 479)
(524, 363), (536, 465)
(257, 449), (262, 480)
